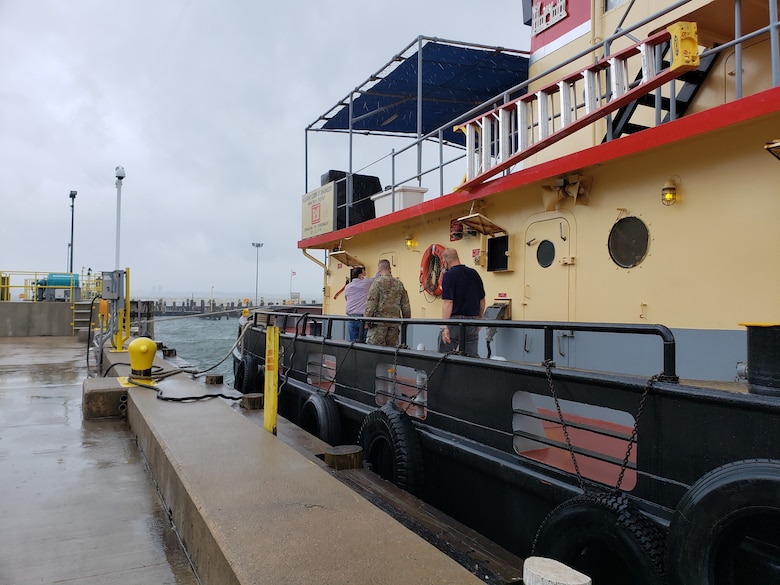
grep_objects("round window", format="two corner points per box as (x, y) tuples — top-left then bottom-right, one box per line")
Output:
(537, 239), (555, 268)
(608, 216), (649, 268)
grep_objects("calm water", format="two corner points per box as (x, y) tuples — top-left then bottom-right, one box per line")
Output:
(153, 314), (241, 386)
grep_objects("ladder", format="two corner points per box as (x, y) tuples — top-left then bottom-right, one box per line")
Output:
(606, 46), (717, 140)
(456, 23), (701, 191)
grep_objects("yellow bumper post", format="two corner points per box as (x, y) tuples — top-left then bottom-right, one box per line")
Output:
(263, 326), (280, 435)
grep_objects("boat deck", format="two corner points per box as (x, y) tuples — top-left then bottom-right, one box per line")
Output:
(0, 337), (519, 584)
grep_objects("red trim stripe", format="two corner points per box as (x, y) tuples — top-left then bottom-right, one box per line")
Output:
(299, 86), (780, 250)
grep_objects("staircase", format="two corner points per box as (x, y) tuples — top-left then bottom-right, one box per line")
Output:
(456, 23), (702, 191)
(606, 45), (718, 140)
(72, 300), (94, 339)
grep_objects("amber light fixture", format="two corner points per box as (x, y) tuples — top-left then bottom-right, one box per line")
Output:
(661, 179), (678, 206)
(404, 235), (415, 250)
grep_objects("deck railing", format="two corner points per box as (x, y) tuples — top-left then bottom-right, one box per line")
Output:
(253, 310), (678, 381)
(307, 0), (780, 202)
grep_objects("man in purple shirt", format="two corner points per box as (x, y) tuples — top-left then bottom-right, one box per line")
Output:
(344, 266), (374, 342)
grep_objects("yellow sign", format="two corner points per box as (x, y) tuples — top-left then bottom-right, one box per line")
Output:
(301, 182), (335, 239)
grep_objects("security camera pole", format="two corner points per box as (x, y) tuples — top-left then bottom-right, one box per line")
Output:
(114, 167), (125, 269)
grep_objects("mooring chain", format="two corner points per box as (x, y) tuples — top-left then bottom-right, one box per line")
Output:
(543, 359), (585, 492)
(426, 349), (459, 385)
(614, 373), (661, 492)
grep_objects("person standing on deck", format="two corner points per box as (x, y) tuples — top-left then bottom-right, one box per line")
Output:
(438, 248), (485, 357)
(344, 266), (374, 342)
(365, 259), (411, 347)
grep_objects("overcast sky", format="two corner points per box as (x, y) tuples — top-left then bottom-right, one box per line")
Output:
(0, 1), (529, 302)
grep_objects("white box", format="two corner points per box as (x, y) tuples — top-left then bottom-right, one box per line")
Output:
(370, 186), (427, 216)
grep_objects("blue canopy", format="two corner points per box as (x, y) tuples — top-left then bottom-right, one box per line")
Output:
(312, 38), (529, 146)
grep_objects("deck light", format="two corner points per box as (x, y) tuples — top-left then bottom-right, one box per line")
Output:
(661, 179), (678, 206)
(404, 235), (415, 250)
(765, 139), (780, 161)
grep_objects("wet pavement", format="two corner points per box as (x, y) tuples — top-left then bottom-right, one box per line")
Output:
(0, 337), (199, 585)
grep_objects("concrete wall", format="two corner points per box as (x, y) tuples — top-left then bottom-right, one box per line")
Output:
(0, 302), (73, 337)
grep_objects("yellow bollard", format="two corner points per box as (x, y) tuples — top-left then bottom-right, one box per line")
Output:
(263, 326), (280, 435)
(128, 336), (157, 384)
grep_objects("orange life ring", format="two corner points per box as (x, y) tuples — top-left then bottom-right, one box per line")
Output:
(419, 244), (445, 296)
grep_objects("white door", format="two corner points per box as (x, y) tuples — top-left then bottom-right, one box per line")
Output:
(523, 217), (571, 321)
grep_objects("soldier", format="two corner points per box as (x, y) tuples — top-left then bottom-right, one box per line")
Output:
(365, 259), (411, 347)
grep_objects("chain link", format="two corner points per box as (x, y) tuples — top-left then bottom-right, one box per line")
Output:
(544, 359), (662, 494)
(543, 359), (585, 491)
(614, 373), (660, 492)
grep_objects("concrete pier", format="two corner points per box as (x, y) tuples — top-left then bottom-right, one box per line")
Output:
(0, 337), (198, 584)
(1, 337), (491, 584)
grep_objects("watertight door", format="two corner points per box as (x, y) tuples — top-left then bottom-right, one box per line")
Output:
(523, 217), (571, 322)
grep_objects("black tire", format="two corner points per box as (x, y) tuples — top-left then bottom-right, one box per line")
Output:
(666, 459), (780, 585)
(234, 354), (262, 394)
(358, 402), (424, 496)
(299, 393), (341, 445)
(233, 356), (246, 391)
(532, 492), (665, 585)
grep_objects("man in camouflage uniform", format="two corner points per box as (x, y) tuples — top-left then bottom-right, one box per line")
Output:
(365, 259), (411, 346)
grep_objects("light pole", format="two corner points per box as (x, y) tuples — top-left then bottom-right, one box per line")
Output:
(114, 166), (125, 270)
(68, 190), (77, 273)
(252, 242), (263, 306)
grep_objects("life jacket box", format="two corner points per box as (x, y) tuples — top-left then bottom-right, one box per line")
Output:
(371, 186), (427, 216)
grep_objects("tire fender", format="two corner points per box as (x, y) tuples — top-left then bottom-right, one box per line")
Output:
(358, 402), (424, 496)
(235, 353), (262, 394)
(532, 492), (666, 585)
(666, 458), (780, 585)
(300, 393), (342, 446)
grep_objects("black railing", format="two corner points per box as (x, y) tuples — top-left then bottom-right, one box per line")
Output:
(251, 310), (678, 381)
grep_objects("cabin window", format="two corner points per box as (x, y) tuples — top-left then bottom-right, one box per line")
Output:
(608, 216), (649, 268)
(536, 239), (555, 268)
(487, 234), (510, 272)
(375, 363), (427, 419)
(605, 0), (628, 12)
(512, 391), (637, 490)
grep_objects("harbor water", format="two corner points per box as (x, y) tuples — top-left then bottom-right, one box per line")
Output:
(154, 314), (239, 387)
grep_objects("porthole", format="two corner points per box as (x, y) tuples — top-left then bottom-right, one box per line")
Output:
(537, 239), (555, 268)
(608, 216), (649, 268)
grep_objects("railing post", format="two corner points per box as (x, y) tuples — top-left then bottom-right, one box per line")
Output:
(543, 326), (555, 365)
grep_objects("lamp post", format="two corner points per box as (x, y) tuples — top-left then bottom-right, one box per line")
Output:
(114, 166), (125, 270)
(68, 190), (77, 273)
(252, 242), (263, 306)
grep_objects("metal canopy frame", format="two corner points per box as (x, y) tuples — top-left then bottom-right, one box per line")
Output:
(304, 35), (529, 194)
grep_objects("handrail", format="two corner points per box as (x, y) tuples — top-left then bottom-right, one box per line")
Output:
(306, 0), (780, 201)
(252, 310), (678, 381)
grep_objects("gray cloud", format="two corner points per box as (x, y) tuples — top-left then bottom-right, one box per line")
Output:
(0, 0), (528, 302)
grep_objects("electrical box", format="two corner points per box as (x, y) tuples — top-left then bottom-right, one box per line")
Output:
(101, 270), (123, 300)
(484, 300), (511, 320)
